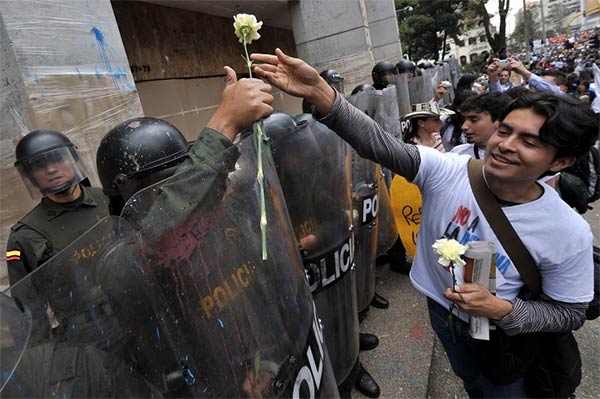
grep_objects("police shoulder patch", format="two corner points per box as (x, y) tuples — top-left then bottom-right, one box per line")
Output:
(5, 250), (21, 262)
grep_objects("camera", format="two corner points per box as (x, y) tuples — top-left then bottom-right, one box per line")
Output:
(498, 59), (509, 69)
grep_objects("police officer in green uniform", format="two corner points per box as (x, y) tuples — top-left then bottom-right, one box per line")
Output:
(6, 129), (109, 343)
(94, 67), (278, 396)
(6, 130), (109, 281)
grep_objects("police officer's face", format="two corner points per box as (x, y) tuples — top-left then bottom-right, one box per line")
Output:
(381, 71), (395, 85)
(31, 157), (75, 190)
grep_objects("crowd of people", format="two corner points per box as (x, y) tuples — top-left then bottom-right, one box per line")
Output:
(2, 34), (599, 399)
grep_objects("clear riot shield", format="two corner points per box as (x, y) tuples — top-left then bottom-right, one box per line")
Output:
(376, 170), (399, 257)
(380, 87), (403, 138)
(350, 152), (380, 313)
(0, 294), (31, 392)
(0, 216), (162, 398)
(119, 132), (339, 398)
(267, 113), (360, 386)
(347, 90), (385, 124)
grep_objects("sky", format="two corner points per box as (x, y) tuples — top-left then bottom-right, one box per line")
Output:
(485, 0), (520, 35)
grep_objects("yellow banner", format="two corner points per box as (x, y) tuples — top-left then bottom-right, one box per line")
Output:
(389, 176), (422, 257)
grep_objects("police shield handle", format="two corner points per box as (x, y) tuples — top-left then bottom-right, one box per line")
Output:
(463, 241), (495, 341)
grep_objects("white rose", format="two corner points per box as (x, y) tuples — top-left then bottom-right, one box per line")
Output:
(233, 13), (263, 44)
(432, 238), (467, 268)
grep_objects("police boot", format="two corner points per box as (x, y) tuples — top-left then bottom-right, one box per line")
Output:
(370, 292), (389, 309)
(388, 238), (412, 275)
(359, 333), (379, 351)
(355, 362), (381, 398)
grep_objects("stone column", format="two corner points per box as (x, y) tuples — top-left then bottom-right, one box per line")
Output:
(0, 0), (143, 286)
(290, 0), (402, 93)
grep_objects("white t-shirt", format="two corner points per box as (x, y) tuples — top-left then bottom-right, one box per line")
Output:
(409, 147), (594, 322)
(451, 143), (485, 160)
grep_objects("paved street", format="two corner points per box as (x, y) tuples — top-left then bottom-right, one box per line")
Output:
(354, 200), (600, 398)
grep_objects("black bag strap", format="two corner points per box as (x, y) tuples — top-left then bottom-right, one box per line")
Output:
(467, 159), (542, 297)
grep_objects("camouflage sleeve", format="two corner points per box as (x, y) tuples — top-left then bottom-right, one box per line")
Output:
(186, 128), (235, 166)
(318, 93), (422, 182)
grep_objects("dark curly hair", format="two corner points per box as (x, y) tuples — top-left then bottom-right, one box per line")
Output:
(499, 92), (599, 159)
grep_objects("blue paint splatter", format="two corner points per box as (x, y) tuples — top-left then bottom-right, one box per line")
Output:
(90, 26), (105, 43)
(218, 319), (224, 328)
(90, 26), (120, 88)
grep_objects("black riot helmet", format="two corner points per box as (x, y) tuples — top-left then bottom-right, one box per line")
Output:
(351, 84), (377, 96)
(262, 112), (298, 144)
(264, 112), (323, 173)
(96, 117), (189, 212)
(396, 60), (416, 78)
(372, 61), (397, 90)
(418, 61), (435, 70)
(320, 69), (345, 94)
(14, 130), (89, 199)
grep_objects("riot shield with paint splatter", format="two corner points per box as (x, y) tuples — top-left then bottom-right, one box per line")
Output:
(118, 132), (339, 398)
(0, 216), (161, 398)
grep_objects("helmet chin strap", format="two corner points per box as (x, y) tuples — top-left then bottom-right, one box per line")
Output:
(43, 179), (80, 201)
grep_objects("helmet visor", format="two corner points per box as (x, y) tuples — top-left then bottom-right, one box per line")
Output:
(16, 147), (88, 199)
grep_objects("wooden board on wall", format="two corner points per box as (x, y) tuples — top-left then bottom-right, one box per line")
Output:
(137, 76), (302, 141)
(112, 1), (298, 81)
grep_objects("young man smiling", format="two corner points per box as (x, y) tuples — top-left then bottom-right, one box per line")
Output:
(251, 49), (598, 398)
(451, 92), (511, 159)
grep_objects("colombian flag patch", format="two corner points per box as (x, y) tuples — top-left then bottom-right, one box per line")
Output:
(5, 250), (21, 262)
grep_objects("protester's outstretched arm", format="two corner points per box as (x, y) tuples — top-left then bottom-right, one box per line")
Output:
(508, 59), (563, 95)
(486, 59), (502, 92)
(206, 66), (274, 141)
(252, 49), (421, 181)
(252, 49), (336, 115)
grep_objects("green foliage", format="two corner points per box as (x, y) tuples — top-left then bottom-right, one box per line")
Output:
(463, 0), (510, 55)
(461, 53), (486, 75)
(511, 9), (540, 47)
(396, 0), (469, 61)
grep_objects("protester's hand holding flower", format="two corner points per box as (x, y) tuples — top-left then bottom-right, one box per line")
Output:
(444, 284), (513, 320)
(251, 49), (336, 114)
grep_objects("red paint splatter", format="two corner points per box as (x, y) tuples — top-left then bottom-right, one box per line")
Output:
(410, 323), (424, 340)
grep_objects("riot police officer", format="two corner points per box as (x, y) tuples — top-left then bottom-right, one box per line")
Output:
(351, 84), (376, 96)
(395, 59), (416, 80)
(7, 130), (109, 283)
(6, 130), (110, 343)
(371, 61), (397, 90)
(303, 69), (345, 113)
